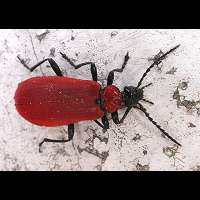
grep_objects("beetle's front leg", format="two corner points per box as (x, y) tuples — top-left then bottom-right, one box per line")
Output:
(107, 52), (129, 85)
(60, 52), (97, 81)
(38, 124), (74, 152)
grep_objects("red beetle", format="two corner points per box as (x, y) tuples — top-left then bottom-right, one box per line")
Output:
(15, 45), (181, 152)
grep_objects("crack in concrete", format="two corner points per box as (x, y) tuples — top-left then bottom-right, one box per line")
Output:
(166, 67), (177, 75)
(135, 162), (150, 171)
(163, 145), (184, 167)
(27, 30), (38, 61)
(77, 127), (109, 169)
(173, 82), (200, 113)
(49, 47), (56, 57)
(77, 146), (109, 163)
(132, 133), (141, 142)
(27, 30), (44, 75)
(85, 127), (109, 144)
(188, 122), (196, 128)
(4, 39), (13, 53)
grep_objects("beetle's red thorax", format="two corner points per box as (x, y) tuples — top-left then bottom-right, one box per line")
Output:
(101, 85), (122, 113)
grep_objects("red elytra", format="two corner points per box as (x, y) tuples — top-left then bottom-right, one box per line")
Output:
(14, 76), (122, 127)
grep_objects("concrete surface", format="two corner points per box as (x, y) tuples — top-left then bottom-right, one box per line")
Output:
(0, 29), (200, 171)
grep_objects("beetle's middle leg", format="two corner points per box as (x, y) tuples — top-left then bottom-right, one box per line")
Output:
(111, 106), (132, 124)
(107, 52), (129, 85)
(17, 56), (63, 76)
(38, 124), (74, 152)
(94, 115), (109, 130)
(60, 52), (97, 81)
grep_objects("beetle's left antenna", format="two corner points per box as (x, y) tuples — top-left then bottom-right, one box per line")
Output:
(136, 45), (180, 88)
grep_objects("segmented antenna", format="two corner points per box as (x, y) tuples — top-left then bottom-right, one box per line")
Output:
(136, 45), (180, 88)
(137, 103), (181, 146)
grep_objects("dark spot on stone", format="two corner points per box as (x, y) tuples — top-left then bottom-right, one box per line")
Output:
(181, 100), (197, 110)
(191, 165), (200, 171)
(148, 50), (164, 63)
(36, 30), (50, 42)
(188, 122), (196, 128)
(132, 133), (141, 141)
(49, 48), (56, 57)
(143, 150), (147, 155)
(163, 145), (179, 158)
(178, 81), (188, 90)
(173, 87), (180, 100)
(110, 31), (118, 38)
(77, 145), (109, 163)
(197, 108), (200, 116)
(173, 84), (200, 112)
(166, 67), (177, 75)
(95, 165), (102, 171)
(136, 162), (150, 171)
(104, 60), (108, 65)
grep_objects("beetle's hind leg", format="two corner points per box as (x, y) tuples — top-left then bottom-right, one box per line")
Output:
(39, 124), (74, 152)
(60, 52), (97, 81)
(17, 56), (63, 76)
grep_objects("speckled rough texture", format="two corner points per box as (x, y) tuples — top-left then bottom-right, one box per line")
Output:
(1, 29), (200, 171)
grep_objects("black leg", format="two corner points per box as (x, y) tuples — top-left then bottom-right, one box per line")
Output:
(107, 52), (129, 85)
(102, 115), (109, 129)
(60, 52), (97, 81)
(112, 107), (133, 124)
(119, 106), (133, 123)
(136, 45), (180, 88)
(17, 56), (63, 76)
(111, 112), (120, 124)
(136, 103), (181, 146)
(39, 124), (74, 152)
(94, 115), (109, 130)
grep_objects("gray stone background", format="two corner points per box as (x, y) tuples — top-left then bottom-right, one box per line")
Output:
(0, 29), (200, 171)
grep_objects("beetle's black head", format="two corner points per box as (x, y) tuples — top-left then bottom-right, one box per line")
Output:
(123, 86), (144, 107)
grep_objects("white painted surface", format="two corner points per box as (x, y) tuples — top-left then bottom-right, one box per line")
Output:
(0, 29), (200, 171)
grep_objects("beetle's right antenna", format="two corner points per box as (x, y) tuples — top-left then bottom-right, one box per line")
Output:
(136, 103), (181, 146)
(136, 45), (180, 88)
